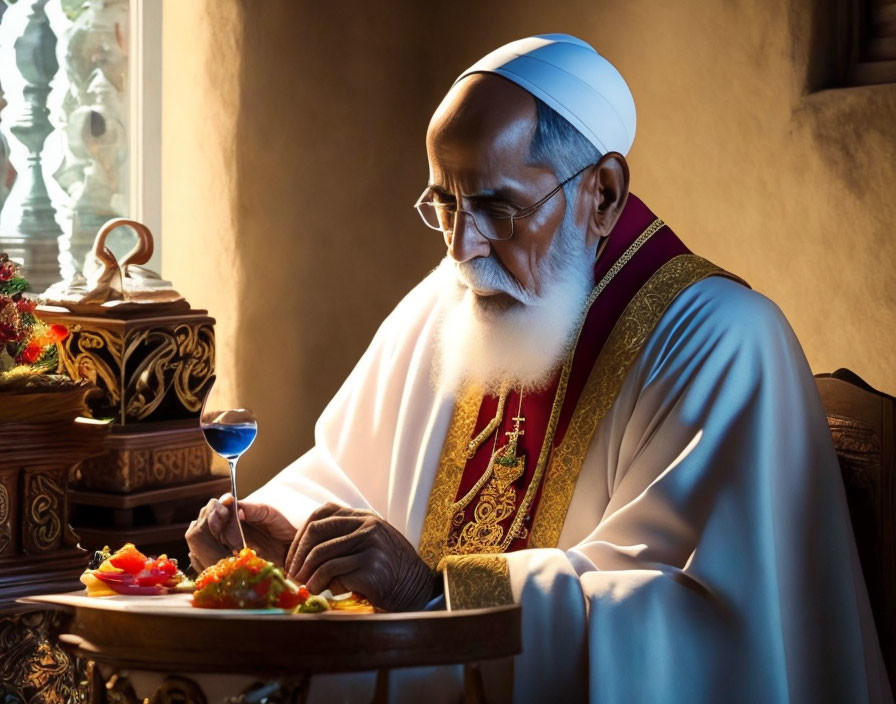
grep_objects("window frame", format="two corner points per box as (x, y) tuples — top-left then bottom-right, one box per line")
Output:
(127, 0), (162, 274)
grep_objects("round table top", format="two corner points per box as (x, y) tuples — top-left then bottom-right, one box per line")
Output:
(23, 592), (521, 675)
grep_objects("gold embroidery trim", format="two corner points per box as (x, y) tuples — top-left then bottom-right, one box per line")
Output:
(419, 389), (483, 568)
(464, 385), (509, 459)
(438, 554), (514, 610)
(449, 441), (528, 554)
(528, 254), (745, 548)
(418, 218), (666, 568)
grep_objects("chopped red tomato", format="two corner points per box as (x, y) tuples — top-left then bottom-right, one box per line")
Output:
(151, 556), (179, 577)
(108, 543), (148, 574)
(277, 588), (301, 609)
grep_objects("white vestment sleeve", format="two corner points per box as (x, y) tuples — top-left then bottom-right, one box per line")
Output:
(497, 277), (890, 703)
(246, 270), (446, 534)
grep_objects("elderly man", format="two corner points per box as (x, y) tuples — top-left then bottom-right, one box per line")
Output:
(187, 34), (889, 703)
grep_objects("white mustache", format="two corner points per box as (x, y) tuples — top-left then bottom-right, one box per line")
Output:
(453, 257), (535, 305)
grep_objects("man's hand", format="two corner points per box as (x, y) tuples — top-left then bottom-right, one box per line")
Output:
(185, 498), (230, 573)
(185, 495), (297, 572)
(284, 503), (438, 612)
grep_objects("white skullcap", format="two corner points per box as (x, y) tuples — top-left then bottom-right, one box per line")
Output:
(454, 33), (636, 156)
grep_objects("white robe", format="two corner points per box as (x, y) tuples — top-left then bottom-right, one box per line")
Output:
(248, 267), (891, 703)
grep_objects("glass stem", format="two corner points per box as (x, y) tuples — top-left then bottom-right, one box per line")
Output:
(228, 457), (247, 549)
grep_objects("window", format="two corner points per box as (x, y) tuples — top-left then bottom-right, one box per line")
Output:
(850, 0), (896, 85)
(0, 0), (160, 292)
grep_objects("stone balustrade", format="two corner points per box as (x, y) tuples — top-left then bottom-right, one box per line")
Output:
(0, 0), (130, 293)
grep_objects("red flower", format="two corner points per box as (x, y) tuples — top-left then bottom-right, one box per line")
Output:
(47, 324), (68, 343)
(0, 256), (16, 282)
(0, 322), (20, 344)
(16, 342), (44, 364)
(18, 342), (42, 364)
(15, 298), (35, 314)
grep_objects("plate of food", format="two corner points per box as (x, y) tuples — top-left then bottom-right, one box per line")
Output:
(79, 543), (192, 597)
(73, 543), (374, 615)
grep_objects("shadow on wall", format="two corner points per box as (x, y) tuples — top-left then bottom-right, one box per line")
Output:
(796, 0), (862, 93)
(229, 1), (444, 492)
(791, 0), (896, 200)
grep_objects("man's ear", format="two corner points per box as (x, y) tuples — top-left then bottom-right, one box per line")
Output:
(580, 152), (630, 251)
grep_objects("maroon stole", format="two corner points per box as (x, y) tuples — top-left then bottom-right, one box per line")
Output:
(418, 194), (747, 570)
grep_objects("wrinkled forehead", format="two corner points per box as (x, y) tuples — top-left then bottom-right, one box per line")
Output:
(426, 74), (539, 186)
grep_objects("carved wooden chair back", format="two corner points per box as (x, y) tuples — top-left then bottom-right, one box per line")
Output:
(815, 368), (895, 691)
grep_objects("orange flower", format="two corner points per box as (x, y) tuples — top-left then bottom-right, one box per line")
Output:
(48, 324), (68, 343)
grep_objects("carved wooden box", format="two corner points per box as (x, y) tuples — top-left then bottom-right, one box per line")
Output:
(38, 306), (216, 491)
(39, 307), (215, 426)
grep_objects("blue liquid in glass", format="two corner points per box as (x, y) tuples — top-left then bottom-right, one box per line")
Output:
(202, 422), (258, 459)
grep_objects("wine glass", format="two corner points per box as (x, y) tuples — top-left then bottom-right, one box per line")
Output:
(200, 379), (258, 549)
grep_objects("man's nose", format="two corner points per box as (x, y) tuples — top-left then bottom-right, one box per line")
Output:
(446, 210), (491, 263)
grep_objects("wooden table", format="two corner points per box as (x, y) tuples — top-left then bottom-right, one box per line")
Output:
(23, 592), (521, 703)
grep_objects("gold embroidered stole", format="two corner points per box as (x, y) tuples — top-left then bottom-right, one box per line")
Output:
(420, 254), (745, 576)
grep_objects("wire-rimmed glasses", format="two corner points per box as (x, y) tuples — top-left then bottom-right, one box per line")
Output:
(413, 163), (594, 241)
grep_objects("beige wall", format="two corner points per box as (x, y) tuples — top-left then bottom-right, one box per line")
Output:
(163, 0), (896, 494)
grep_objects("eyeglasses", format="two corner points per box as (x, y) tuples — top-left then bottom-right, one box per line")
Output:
(413, 163), (594, 241)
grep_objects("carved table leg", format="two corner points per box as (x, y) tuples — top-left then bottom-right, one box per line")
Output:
(370, 668), (390, 704)
(227, 676), (309, 703)
(104, 672), (140, 704)
(0, 610), (88, 703)
(463, 663), (487, 704)
(86, 661), (105, 704)
(84, 667), (316, 704)
(89, 670), (208, 704)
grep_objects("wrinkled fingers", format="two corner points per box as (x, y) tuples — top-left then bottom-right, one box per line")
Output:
(185, 523), (229, 573)
(186, 498), (217, 544)
(287, 503), (354, 563)
(286, 515), (366, 579)
(294, 528), (370, 585)
(205, 499), (226, 538)
(195, 498), (217, 525)
(304, 551), (369, 595)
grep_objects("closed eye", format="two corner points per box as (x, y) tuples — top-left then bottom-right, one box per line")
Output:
(431, 191), (456, 206)
(469, 198), (517, 218)
(429, 189), (520, 216)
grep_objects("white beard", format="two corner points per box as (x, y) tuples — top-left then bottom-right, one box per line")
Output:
(432, 212), (596, 396)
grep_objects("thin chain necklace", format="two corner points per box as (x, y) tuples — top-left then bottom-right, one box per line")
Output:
(464, 385), (508, 459)
(452, 390), (525, 512)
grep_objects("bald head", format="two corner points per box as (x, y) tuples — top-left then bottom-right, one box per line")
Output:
(428, 74), (536, 159)
(426, 74), (545, 198)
